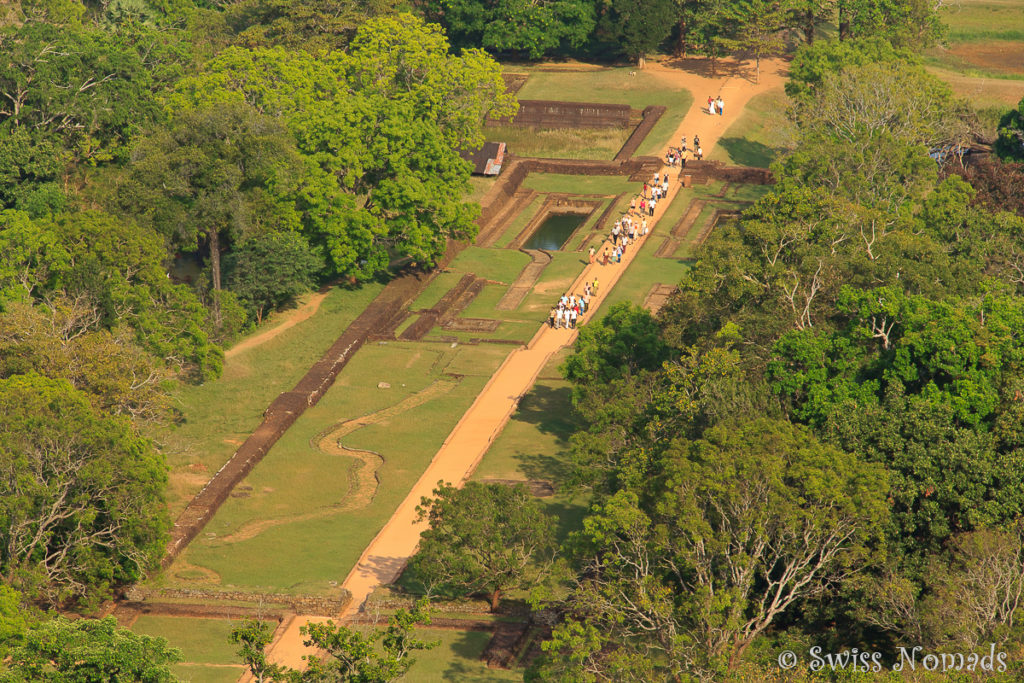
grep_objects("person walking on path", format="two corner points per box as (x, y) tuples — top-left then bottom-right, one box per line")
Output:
(588, 246), (595, 264)
(696, 145), (703, 161)
(708, 96), (716, 115)
(602, 246), (610, 265)
(548, 307), (556, 328)
(555, 307), (563, 330)
(593, 277), (599, 294)
(716, 96), (724, 116)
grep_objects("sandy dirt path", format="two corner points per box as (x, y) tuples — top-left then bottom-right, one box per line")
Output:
(253, 56), (789, 675)
(225, 290), (331, 360)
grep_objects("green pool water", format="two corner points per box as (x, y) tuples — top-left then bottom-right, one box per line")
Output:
(523, 213), (585, 251)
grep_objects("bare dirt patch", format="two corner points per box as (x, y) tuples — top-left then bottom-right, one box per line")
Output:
(946, 41), (1024, 76)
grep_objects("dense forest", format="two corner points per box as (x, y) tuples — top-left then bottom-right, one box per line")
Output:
(2, 0), (1024, 678)
(524, 40), (1024, 683)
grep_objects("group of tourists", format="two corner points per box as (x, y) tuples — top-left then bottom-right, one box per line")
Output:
(664, 133), (704, 167)
(548, 281), (596, 329)
(707, 95), (724, 116)
(549, 148), (696, 331)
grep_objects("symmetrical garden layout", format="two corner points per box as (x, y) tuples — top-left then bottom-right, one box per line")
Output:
(124, 60), (785, 681)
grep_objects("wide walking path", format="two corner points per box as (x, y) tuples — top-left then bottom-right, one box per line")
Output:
(254, 56), (788, 675)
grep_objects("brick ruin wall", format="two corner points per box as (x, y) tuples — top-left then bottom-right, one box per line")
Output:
(488, 100), (636, 129)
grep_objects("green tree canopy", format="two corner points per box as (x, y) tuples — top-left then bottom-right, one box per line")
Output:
(224, 230), (324, 324)
(2, 615), (180, 681)
(299, 601), (437, 682)
(0, 374), (169, 606)
(597, 0), (675, 65)
(541, 419), (888, 679)
(408, 482), (557, 611)
(0, 209), (223, 381)
(996, 96), (1024, 162)
(561, 301), (670, 404)
(124, 101), (302, 325)
(0, 20), (170, 213)
(165, 15), (515, 281)
(420, 0), (596, 59)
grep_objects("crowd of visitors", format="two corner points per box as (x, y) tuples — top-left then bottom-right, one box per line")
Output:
(549, 160), (692, 330)
(664, 133), (704, 167)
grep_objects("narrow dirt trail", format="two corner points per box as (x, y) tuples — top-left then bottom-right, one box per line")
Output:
(254, 56), (789, 675)
(225, 290), (331, 360)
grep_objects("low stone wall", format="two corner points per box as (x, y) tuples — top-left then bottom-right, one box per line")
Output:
(684, 160), (774, 184)
(614, 105), (667, 161)
(488, 100), (636, 129)
(153, 588), (351, 616)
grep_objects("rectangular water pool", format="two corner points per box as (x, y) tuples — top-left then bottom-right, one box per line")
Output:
(522, 213), (586, 251)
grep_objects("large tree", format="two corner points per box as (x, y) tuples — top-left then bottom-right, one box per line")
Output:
(598, 0), (675, 67)
(299, 601), (437, 682)
(125, 101), (302, 325)
(0, 20), (169, 214)
(2, 614), (180, 681)
(407, 482), (557, 611)
(0, 374), (169, 605)
(166, 15), (515, 281)
(538, 419), (888, 679)
(0, 209), (223, 381)
(224, 230), (324, 324)
(420, 0), (596, 59)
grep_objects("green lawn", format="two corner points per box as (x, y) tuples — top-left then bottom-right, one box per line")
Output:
(410, 271), (465, 311)
(485, 124), (632, 160)
(708, 88), (792, 168)
(924, 0), (1024, 109)
(523, 173), (638, 195)
(131, 614), (244, 682)
(161, 341), (511, 595)
(406, 628), (521, 682)
(939, 0), (1024, 42)
(447, 247), (533, 284)
(514, 67), (694, 156)
(154, 284), (386, 517)
(493, 194), (545, 248)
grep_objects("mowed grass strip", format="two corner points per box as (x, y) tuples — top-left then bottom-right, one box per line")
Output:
(163, 342), (511, 595)
(940, 0), (1024, 42)
(485, 124), (632, 160)
(156, 283), (386, 518)
(523, 173), (638, 195)
(406, 628), (521, 681)
(470, 348), (590, 549)
(709, 88), (792, 168)
(130, 615), (241, 666)
(514, 67), (694, 155)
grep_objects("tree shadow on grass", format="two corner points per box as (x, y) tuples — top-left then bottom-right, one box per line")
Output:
(543, 499), (589, 546)
(513, 384), (580, 442)
(510, 384), (581, 485)
(441, 630), (500, 681)
(716, 137), (783, 169)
